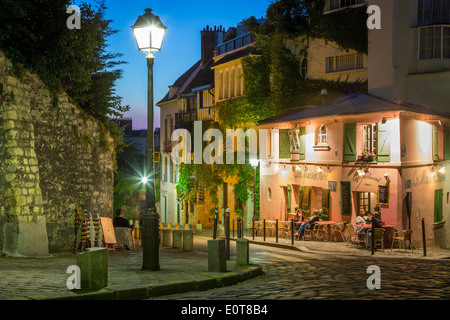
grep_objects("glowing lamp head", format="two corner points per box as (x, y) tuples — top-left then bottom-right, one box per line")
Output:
(132, 9), (167, 57)
(250, 159), (259, 168)
(141, 177), (149, 184)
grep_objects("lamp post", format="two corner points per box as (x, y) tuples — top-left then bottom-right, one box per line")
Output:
(132, 8), (167, 271)
(250, 159), (259, 223)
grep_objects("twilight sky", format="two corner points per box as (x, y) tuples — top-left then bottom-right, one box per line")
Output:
(79, 0), (272, 130)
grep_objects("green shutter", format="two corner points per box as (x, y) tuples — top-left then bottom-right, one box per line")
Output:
(302, 186), (311, 212)
(298, 186), (304, 210)
(444, 126), (450, 160)
(299, 127), (306, 160)
(322, 188), (330, 221)
(432, 125), (439, 161)
(279, 129), (291, 159)
(434, 189), (443, 224)
(377, 122), (391, 162)
(344, 123), (357, 161)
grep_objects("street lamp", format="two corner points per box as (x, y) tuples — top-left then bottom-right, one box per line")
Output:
(250, 159), (259, 222)
(132, 8), (167, 271)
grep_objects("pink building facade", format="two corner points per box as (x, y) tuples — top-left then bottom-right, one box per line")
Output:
(258, 93), (450, 248)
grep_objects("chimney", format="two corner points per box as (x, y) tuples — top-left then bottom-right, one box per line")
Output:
(201, 26), (217, 68)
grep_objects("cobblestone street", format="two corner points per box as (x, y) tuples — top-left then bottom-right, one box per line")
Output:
(155, 239), (450, 300)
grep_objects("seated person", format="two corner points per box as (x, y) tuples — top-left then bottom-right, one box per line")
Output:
(356, 211), (368, 236)
(113, 208), (133, 229)
(113, 208), (133, 251)
(372, 213), (383, 228)
(295, 212), (320, 240)
(293, 208), (305, 232)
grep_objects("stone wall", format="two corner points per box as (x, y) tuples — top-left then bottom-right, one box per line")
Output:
(0, 52), (115, 256)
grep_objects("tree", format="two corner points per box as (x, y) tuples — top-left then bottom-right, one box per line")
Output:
(0, 0), (128, 120)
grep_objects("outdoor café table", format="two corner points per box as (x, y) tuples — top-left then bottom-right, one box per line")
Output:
(360, 224), (396, 247)
(316, 221), (337, 241)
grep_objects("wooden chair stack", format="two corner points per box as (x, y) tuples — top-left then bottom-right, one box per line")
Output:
(74, 208), (103, 253)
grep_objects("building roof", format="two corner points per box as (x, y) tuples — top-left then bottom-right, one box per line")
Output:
(213, 45), (257, 68)
(157, 58), (215, 106)
(258, 92), (450, 125)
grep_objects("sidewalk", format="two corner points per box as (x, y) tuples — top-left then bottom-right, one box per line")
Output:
(0, 236), (262, 301)
(213, 229), (450, 260)
(1, 230), (448, 301)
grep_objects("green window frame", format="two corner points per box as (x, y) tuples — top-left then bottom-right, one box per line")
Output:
(377, 121), (391, 162)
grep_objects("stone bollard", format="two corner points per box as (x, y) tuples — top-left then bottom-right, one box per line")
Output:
(236, 238), (250, 266)
(183, 230), (194, 252)
(163, 229), (172, 247)
(172, 230), (182, 249)
(207, 239), (227, 273)
(76, 247), (108, 290)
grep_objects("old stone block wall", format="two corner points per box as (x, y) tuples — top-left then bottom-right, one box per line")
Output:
(0, 52), (115, 256)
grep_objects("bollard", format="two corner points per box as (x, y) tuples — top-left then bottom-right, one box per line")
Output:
(76, 247), (108, 290)
(371, 218), (375, 255)
(163, 228), (172, 247)
(422, 218), (427, 257)
(263, 219), (266, 242)
(237, 218), (241, 239)
(233, 219), (235, 238)
(291, 219), (294, 246)
(225, 212), (230, 260)
(213, 210), (218, 240)
(208, 239), (227, 272)
(252, 219), (255, 240)
(172, 230), (182, 249)
(236, 238), (250, 265)
(183, 229), (194, 252)
(276, 219), (279, 243)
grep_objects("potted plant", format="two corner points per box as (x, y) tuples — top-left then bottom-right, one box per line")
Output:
(359, 148), (376, 162)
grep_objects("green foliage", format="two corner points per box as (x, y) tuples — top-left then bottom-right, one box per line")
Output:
(0, 0), (128, 120)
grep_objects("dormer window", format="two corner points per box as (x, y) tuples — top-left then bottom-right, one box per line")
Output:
(327, 0), (365, 12)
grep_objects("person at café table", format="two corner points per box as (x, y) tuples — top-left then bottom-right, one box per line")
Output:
(294, 208), (304, 232)
(355, 211), (368, 237)
(295, 210), (320, 240)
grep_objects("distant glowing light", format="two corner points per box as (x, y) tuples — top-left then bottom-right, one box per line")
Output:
(439, 167), (446, 174)
(141, 177), (149, 184)
(357, 170), (366, 177)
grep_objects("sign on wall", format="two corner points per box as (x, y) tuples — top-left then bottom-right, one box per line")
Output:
(378, 185), (389, 205)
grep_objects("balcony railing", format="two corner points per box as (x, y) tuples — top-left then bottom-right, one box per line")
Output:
(175, 110), (197, 131)
(217, 32), (253, 55)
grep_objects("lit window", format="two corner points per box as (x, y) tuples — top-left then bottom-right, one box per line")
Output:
(418, 0), (450, 26)
(363, 124), (377, 155)
(317, 125), (328, 146)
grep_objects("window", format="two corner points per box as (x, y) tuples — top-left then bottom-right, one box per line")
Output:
(419, 25), (450, 59)
(325, 54), (364, 73)
(434, 189), (444, 223)
(317, 125), (328, 146)
(418, 0), (450, 26)
(357, 192), (371, 214)
(363, 124), (378, 155)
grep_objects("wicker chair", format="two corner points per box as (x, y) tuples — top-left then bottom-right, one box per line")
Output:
(391, 229), (413, 252)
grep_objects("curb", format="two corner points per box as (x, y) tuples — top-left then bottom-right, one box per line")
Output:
(9, 266), (264, 301)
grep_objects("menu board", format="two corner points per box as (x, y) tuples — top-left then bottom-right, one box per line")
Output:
(378, 185), (389, 205)
(340, 181), (352, 216)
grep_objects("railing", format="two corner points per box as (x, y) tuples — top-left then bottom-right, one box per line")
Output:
(175, 110), (197, 130)
(217, 32), (253, 55)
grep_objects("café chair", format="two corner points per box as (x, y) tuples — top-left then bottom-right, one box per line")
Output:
(331, 222), (346, 242)
(366, 228), (385, 251)
(315, 224), (328, 241)
(391, 229), (413, 252)
(346, 224), (365, 248)
(114, 227), (134, 251)
(303, 224), (319, 241)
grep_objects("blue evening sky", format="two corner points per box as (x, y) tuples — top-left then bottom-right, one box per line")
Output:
(80, 0), (272, 130)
